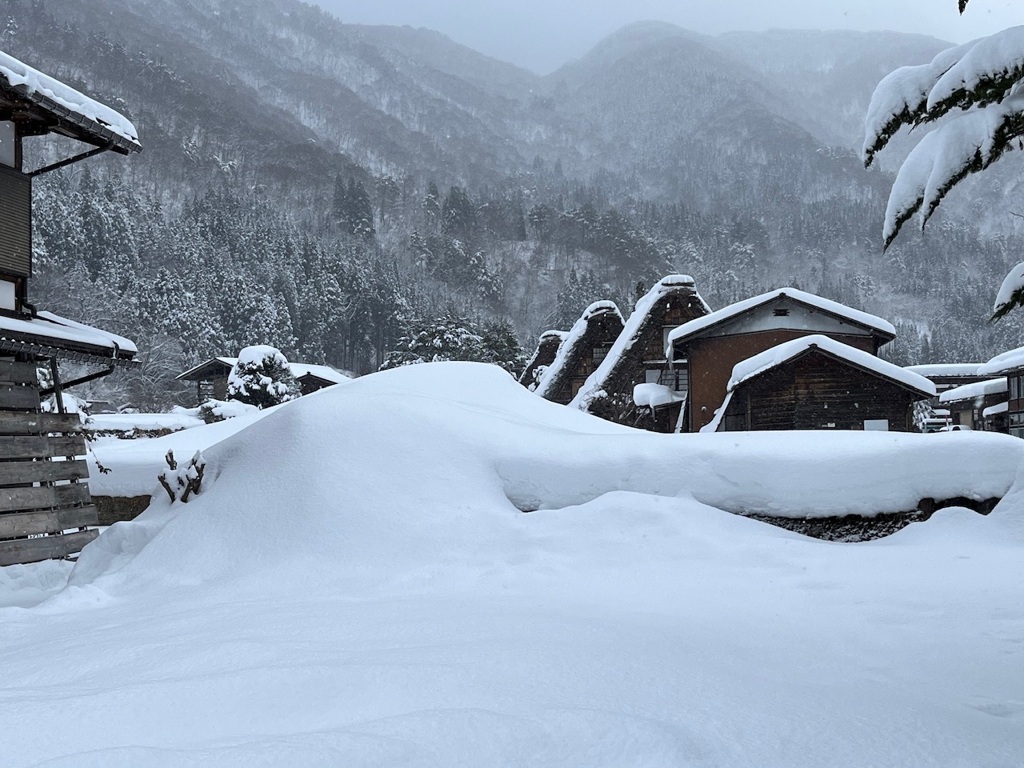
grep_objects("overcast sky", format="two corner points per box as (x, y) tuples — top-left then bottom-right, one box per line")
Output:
(311, 0), (1024, 73)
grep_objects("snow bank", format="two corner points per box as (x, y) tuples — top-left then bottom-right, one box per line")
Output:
(2, 362), (1023, 768)
(632, 382), (680, 408)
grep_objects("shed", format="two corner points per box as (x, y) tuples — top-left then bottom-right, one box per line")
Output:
(572, 275), (711, 431)
(518, 330), (567, 390)
(535, 302), (624, 406)
(177, 357), (351, 405)
(667, 288), (895, 432)
(0, 49), (141, 565)
(704, 335), (935, 433)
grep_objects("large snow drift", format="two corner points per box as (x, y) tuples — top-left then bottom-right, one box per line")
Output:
(1, 363), (1022, 767)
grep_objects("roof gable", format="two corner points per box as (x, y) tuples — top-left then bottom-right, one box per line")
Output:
(667, 288), (896, 353)
(728, 335), (935, 397)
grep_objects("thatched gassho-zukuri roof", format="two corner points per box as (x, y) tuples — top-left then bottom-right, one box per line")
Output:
(535, 302), (624, 405)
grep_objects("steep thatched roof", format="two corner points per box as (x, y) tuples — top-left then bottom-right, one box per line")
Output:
(535, 302), (624, 405)
(572, 275), (710, 424)
(518, 330), (567, 389)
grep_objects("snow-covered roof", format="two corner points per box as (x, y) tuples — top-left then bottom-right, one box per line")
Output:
(0, 49), (140, 153)
(983, 401), (1008, 418)
(727, 335), (935, 396)
(288, 363), (352, 384)
(0, 310), (136, 363)
(535, 302), (623, 400)
(904, 363), (984, 379)
(665, 288), (896, 354)
(978, 346), (1024, 376)
(571, 275), (711, 410)
(938, 377), (1008, 405)
(177, 357), (351, 384)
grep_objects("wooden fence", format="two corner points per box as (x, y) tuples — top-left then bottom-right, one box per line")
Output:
(0, 360), (97, 567)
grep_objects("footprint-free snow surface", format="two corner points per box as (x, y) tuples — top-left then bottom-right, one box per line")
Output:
(2, 363), (1022, 767)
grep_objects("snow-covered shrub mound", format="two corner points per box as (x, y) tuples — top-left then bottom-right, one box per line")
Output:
(72, 362), (1024, 592)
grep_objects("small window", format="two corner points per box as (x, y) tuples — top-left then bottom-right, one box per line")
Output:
(592, 346), (609, 364)
(773, 308), (790, 317)
(864, 419), (889, 431)
(0, 122), (14, 168)
(645, 369), (661, 384)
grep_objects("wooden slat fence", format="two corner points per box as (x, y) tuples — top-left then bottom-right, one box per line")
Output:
(0, 360), (97, 567)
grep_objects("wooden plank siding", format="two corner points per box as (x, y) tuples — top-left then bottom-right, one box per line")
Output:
(720, 350), (922, 432)
(0, 529), (98, 567)
(0, 358), (97, 566)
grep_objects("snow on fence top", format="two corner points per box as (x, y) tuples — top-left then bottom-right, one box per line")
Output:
(534, 301), (623, 400)
(727, 334), (936, 396)
(938, 377), (1008, 405)
(665, 287), (895, 354)
(979, 345), (1024, 376)
(571, 275), (710, 411)
(0, 49), (140, 152)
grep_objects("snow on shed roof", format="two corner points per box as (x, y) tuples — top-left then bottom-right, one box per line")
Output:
(535, 301), (623, 400)
(571, 275), (710, 410)
(938, 377), (1008, 405)
(0, 310), (136, 363)
(978, 345), (1024, 376)
(666, 287), (896, 353)
(177, 357), (351, 384)
(904, 363), (984, 378)
(0, 49), (140, 153)
(727, 334), (935, 396)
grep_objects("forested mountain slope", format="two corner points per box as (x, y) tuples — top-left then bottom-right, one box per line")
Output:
(3, 0), (1023, 407)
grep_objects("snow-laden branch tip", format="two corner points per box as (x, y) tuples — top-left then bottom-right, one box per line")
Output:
(992, 261), (1024, 320)
(862, 40), (979, 167)
(882, 94), (1024, 249)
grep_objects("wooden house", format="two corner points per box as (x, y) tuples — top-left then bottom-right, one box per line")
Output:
(978, 346), (1024, 437)
(571, 275), (711, 430)
(535, 302), (624, 406)
(666, 288), (896, 433)
(704, 335), (935, 433)
(518, 330), (567, 390)
(937, 377), (1008, 432)
(904, 364), (988, 431)
(0, 50), (141, 565)
(177, 357), (352, 406)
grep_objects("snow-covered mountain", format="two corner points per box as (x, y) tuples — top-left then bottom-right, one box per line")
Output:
(5, 0), (1024, 394)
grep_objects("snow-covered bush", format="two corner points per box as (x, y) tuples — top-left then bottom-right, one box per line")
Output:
(226, 345), (300, 409)
(192, 399), (261, 424)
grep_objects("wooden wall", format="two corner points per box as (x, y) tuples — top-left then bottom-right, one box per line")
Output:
(719, 351), (921, 432)
(0, 360), (97, 566)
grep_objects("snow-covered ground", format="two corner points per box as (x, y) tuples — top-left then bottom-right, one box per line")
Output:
(2, 363), (1022, 767)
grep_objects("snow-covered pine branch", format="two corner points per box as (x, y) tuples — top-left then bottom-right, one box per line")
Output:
(864, 26), (1024, 248)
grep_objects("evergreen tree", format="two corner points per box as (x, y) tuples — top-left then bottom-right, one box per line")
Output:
(226, 345), (300, 408)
